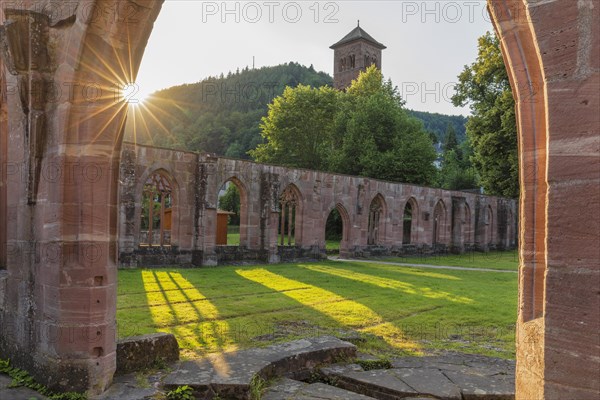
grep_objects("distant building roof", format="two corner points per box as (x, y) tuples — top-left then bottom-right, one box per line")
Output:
(330, 22), (387, 50)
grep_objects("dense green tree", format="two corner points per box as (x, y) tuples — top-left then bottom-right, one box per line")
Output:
(409, 110), (467, 143)
(218, 184), (240, 225)
(253, 65), (436, 184)
(249, 85), (339, 170)
(443, 123), (459, 154)
(125, 62), (473, 181)
(452, 32), (519, 198)
(330, 66), (437, 184)
(436, 122), (478, 190)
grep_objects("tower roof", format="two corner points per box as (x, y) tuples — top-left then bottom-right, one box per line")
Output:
(330, 23), (386, 50)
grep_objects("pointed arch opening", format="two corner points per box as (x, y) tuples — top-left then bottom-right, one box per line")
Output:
(325, 203), (350, 254)
(403, 197), (419, 245)
(140, 170), (174, 247)
(217, 177), (248, 247)
(279, 184), (303, 247)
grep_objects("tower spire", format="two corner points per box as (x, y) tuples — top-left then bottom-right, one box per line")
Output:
(358, 20), (360, 27)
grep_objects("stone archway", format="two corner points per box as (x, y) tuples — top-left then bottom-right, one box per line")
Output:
(0, 1), (164, 394)
(217, 176), (249, 247)
(402, 197), (419, 245)
(0, 1), (598, 398)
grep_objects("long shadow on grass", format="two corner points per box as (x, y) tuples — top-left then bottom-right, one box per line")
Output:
(266, 261), (516, 353)
(236, 267), (425, 353)
(119, 266), (378, 358)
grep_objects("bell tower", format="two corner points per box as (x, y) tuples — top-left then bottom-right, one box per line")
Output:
(330, 21), (386, 90)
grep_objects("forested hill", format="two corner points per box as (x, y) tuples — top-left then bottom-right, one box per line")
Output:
(125, 63), (468, 158)
(409, 110), (467, 144)
(125, 63), (332, 158)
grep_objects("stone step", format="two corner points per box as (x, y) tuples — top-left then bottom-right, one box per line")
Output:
(263, 378), (377, 400)
(163, 336), (356, 400)
(320, 353), (515, 400)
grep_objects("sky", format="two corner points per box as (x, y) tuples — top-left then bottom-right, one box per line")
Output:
(135, 0), (495, 115)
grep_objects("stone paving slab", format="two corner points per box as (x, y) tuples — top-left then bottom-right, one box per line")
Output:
(443, 370), (514, 400)
(92, 372), (166, 400)
(263, 378), (377, 400)
(392, 368), (462, 399)
(164, 336), (356, 399)
(321, 352), (515, 400)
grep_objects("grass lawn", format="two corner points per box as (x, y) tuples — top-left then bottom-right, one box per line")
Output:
(384, 250), (519, 271)
(117, 258), (517, 360)
(326, 239), (340, 251)
(226, 225), (240, 246)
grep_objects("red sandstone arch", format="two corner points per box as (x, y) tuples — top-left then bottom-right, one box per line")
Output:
(0, 56), (6, 269)
(402, 197), (419, 245)
(324, 203), (351, 256)
(217, 176), (249, 247)
(279, 183), (304, 246)
(137, 168), (179, 247)
(0, 1), (598, 398)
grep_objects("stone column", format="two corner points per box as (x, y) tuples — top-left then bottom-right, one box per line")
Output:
(0, 1), (163, 394)
(451, 196), (466, 254)
(490, 0), (600, 398)
(197, 156), (218, 266)
(260, 171), (281, 263)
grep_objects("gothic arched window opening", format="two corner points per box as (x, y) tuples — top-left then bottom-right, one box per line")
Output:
(279, 186), (300, 246)
(140, 171), (173, 246)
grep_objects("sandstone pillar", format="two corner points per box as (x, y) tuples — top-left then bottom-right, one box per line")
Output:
(490, 0), (600, 398)
(0, 1), (163, 394)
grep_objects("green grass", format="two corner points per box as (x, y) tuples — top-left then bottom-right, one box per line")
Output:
(226, 225), (240, 246)
(384, 250), (518, 271)
(326, 239), (341, 251)
(117, 257), (517, 360)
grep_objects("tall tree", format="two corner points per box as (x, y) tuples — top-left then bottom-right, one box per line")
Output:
(452, 32), (519, 198)
(249, 85), (338, 170)
(251, 65), (436, 184)
(443, 123), (459, 154)
(437, 122), (478, 190)
(330, 66), (437, 184)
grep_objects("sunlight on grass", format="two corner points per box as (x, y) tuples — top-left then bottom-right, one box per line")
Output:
(301, 264), (473, 304)
(236, 268), (422, 353)
(142, 271), (235, 359)
(118, 254), (517, 360)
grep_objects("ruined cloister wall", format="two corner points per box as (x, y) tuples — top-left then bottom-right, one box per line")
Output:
(118, 142), (517, 267)
(0, 1), (598, 398)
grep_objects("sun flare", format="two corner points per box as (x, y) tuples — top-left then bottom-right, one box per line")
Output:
(121, 82), (148, 107)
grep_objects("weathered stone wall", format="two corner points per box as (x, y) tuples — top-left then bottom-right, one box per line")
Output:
(489, 1), (600, 399)
(0, 0), (163, 395)
(0, 1), (598, 398)
(118, 142), (518, 267)
(118, 144), (197, 267)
